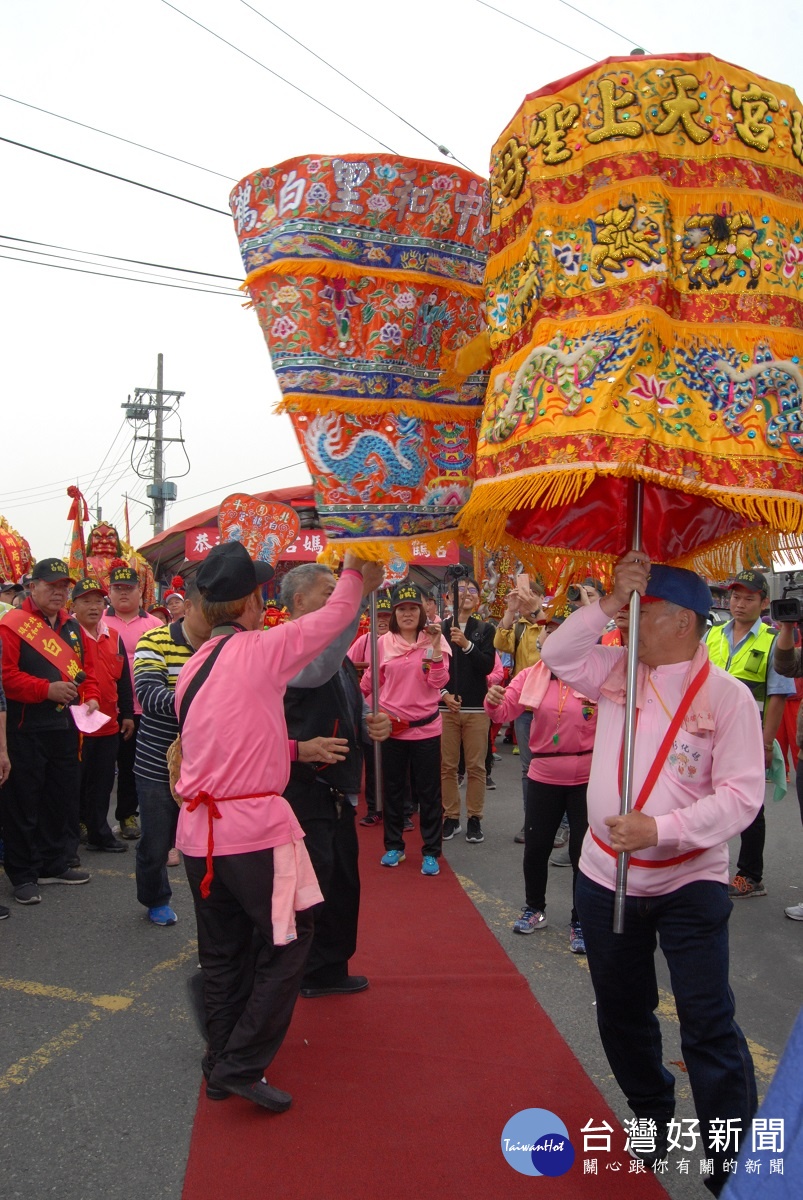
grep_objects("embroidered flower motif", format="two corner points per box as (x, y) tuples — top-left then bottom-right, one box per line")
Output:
(365, 245), (392, 262)
(432, 175), (454, 191)
(394, 290), (416, 310)
(551, 242), (581, 275)
(430, 202), (453, 230)
(271, 315), (298, 339)
(274, 285), (300, 304)
(307, 182), (330, 205)
(379, 322), (403, 346)
(489, 293), (510, 325)
(306, 159), (322, 173)
(367, 193), (391, 213)
(783, 244), (803, 278)
(628, 373), (676, 409)
(375, 164), (398, 181)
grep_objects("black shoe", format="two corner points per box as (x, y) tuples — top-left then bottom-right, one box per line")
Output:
(403, 816), (414, 832)
(201, 1058), (230, 1101)
(85, 839), (128, 853)
(300, 975), (369, 998)
(37, 869), (90, 885)
(466, 816), (484, 843)
(485, 775), (496, 790)
(0, 904), (9, 919)
(442, 817), (461, 840)
(13, 882), (41, 905)
(514, 827), (526, 844)
(216, 1077), (292, 1112)
(67, 855), (81, 868)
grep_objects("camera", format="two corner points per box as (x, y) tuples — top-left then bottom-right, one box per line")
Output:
(770, 597), (803, 623)
(567, 585), (581, 602)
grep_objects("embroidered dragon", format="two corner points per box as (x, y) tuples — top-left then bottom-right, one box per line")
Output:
(305, 412), (425, 497)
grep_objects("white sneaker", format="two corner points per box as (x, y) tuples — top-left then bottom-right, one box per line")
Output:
(784, 902), (803, 921)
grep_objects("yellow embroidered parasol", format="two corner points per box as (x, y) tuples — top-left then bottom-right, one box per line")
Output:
(459, 53), (803, 590)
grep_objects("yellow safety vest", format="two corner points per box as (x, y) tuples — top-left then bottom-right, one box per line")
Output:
(705, 622), (777, 710)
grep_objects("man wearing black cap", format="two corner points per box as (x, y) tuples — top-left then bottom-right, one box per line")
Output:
(706, 569), (794, 898)
(0, 559), (100, 904)
(0, 579), (24, 617)
(173, 543), (382, 1110)
(542, 552), (764, 1195)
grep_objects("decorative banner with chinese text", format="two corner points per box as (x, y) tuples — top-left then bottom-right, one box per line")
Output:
(218, 495), (301, 565)
(0, 515), (34, 584)
(230, 155), (490, 557)
(461, 54), (803, 584)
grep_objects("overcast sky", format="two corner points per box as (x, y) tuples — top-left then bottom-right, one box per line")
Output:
(2, 0), (801, 563)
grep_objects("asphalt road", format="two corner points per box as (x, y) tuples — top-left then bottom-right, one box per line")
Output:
(1, 747), (801, 1200)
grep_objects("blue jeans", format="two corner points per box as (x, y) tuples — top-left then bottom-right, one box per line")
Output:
(513, 710), (533, 814)
(576, 872), (756, 1194)
(134, 774), (178, 909)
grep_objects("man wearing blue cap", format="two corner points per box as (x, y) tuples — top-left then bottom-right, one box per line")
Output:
(541, 552), (764, 1195)
(705, 569), (794, 899)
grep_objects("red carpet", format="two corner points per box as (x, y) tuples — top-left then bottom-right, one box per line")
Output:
(183, 834), (668, 1199)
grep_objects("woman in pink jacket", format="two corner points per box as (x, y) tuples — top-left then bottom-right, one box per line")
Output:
(361, 582), (450, 875)
(485, 605), (597, 953)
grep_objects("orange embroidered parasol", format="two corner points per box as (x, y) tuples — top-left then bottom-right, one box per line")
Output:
(0, 515), (34, 584)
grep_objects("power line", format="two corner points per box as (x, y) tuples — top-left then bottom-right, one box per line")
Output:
(0, 252), (242, 297)
(178, 462), (308, 506)
(1, 235), (243, 282)
(0, 136), (231, 217)
(238, 0), (472, 169)
(83, 418), (129, 507)
(0, 242), (243, 293)
(0, 92), (238, 182)
(554, 0), (651, 52)
(474, 0), (596, 61)
(160, 0), (400, 155)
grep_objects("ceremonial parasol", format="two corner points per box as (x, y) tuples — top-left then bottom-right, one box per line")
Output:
(230, 153), (489, 559)
(0, 514), (34, 583)
(460, 53), (803, 927)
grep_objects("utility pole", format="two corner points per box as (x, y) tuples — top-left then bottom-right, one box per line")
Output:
(123, 352), (185, 535)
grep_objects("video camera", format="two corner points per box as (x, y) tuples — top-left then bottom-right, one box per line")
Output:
(770, 577), (803, 623)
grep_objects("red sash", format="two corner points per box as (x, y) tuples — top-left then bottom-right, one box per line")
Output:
(591, 659), (711, 869)
(2, 608), (84, 683)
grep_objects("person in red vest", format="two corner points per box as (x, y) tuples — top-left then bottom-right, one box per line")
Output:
(0, 558), (100, 905)
(71, 577), (134, 853)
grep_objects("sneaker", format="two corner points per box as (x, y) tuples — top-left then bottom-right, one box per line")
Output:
(569, 921), (586, 954)
(119, 816), (141, 840)
(421, 855), (440, 876)
(485, 775), (496, 791)
(493, 752), (502, 762)
(442, 817), (461, 840)
(13, 882), (41, 905)
(513, 907), (547, 934)
(86, 838), (128, 853)
(728, 874), (766, 898)
(0, 904), (9, 920)
(553, 824), (569, 849)
(67, 855), (81, 868)
(148, 905), (178, 926)
(466, 816), (485, 843)
(549, 844), (572, 868)
(380, 850), (405, 868)
(403, 816), (414, 832)
(512, 746), (520, 756)
(37, 869), (90, 885)
(359, 812), (382, 827)
(785, 903), (803, 921)
(514, 827), (526, 844)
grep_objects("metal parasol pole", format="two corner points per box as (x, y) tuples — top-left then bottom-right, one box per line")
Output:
(369, 591), (383, 814)
(613, 480), (644, 934)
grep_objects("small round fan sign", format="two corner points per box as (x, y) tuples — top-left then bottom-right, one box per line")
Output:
(382, 547), (408, 588)
(218, 494), (300, 565)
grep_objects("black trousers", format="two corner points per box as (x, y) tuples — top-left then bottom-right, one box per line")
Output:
(523, 778), (588, 924)
(184, 849), (313, 1088)
(297, 802), (360, 986)
(735, 804), (765, 883)
(80, 734), (119, 846)
(115, 713), (140, 822)
(2, 727), (80, 885)
(381, 735), (442, 857)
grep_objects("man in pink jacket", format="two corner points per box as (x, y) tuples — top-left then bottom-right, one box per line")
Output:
(175, 542), (382, 1113)
(541, 553), (764, 1194)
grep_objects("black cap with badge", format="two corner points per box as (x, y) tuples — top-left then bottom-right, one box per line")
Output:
(31, 558), (72, 581)
(197, 541), (275, 602)
(728, 569), (768, 598)
(72, 577), (108, 601)
(0, 579), (23, 594)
